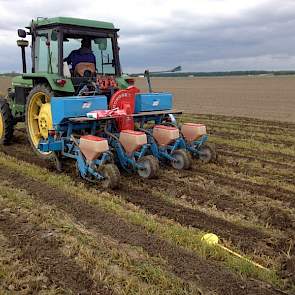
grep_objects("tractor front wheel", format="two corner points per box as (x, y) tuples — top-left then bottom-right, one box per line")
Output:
(25, 85), (54, 159)
(0, 98), (14, 145)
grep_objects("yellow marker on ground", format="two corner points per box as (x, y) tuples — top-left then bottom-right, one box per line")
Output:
(201, 233), (269, 271)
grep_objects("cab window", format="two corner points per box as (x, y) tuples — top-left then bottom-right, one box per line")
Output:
(35, 29), (58, 73)
(63, 37), (115, 75)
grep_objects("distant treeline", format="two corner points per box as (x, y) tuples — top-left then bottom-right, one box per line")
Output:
(1, 70), (295, 78)
(0, 72), (20, 77)
(130, 70), (295, 77)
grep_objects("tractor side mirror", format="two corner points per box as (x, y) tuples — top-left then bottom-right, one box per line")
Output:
(18, 29), (27, 38)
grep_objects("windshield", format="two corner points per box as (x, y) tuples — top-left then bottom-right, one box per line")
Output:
(63, 37), (116, 75)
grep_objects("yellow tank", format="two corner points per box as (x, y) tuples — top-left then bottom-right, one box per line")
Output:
(79, 135), (109, 161)
(181, 123), (207, 142)
(153, 125), (179, 146)
(119, 130), (147, 154)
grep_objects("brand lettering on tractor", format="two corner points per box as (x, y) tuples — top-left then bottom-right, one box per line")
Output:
(82, 102), (92, 109)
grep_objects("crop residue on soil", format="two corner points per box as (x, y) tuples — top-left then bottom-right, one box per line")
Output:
(0, 113), (294, 294)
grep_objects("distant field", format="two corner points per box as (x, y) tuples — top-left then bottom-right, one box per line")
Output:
(0, 77), (12, 96)
(1, 75), (294, 122)
(135, 76), (295, 123)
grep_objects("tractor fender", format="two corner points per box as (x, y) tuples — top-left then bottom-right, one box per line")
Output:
(22, 73), (75, 94)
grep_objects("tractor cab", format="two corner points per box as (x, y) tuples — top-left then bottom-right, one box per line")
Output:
(18, 17), (125, 96)
(2, 17), (132, 158)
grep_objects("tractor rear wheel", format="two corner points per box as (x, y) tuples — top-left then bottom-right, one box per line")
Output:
(101, 164), (120, 189)
(0, 98), (14, 145)
(171, 149), (192, 170)
(137, 155), (159, 179)
(25, 84), (54, 159)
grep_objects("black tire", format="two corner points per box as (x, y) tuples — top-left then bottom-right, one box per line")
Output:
(101, 164), (120, 189)
(198, 143), (217, 163)
(25, 84), (55, 160)
(0, 98), (14, 145)
(137, 155), (159, 179)
(171, 149), (192, 170)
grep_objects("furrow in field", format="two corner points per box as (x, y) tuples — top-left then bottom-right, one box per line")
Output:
(139, 169), (295, 234)
(214, 141), (295, 165)
(191, 168), (295, 207)
(202, 119), (295, 136)
(206, 121), (295, 136)
(0, 134), (293, 262)
(185, 114), (295, 131)
(212, 129), (295, 147)
(0, 205), (109, 294)
(218, 150), (295, 172)
(1, 153), (282, 262)
(211, 136), (295, 159)
(216, 156), (295, 185)
(113, 177), (290, 262)
(0, 166), (282, 295)
(1, 183), (200, 295)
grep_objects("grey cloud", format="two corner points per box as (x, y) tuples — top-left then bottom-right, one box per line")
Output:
(0, 0), (295, 73)
(119, 1), (295, 72)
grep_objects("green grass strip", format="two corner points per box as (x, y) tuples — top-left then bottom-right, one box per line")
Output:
(0, 152), (282, 287)
(210, 135), (295, 157)
(0, 182), (197, 295)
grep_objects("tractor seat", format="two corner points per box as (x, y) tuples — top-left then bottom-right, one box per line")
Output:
(74, 62), (96, 77)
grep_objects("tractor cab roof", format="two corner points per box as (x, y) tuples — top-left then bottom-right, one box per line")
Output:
(28, 16), (117, 31)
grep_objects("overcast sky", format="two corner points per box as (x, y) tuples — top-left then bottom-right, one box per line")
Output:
(0, 0), (295, 73)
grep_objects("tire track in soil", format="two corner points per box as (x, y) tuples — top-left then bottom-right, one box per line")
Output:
(0, 131), (55, 170)
(216, 143), (295, 163)
(2, 131), (294, 283)
(192, 169), (295, 209)
(137, 173), (295, 234)
(206, 123), (295, 137)
(216, 158), (295, 185)
(0, 167), (283, 295)
(196, 115), (295, 131)
(0, 135), (290, 256)
(115, 182), (289, 259)
(218, 150), (295, 171)
(211, 130), (295, 147)
(0, 206), (111, 294)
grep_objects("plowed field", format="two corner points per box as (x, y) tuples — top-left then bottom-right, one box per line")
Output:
(135, 76), (295, 123)
(0, 113), (294, 294)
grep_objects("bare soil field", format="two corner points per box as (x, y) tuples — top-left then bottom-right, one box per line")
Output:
(0, 114), (294, 294)
(0, 77), (13, 96)
(135, 76), (295, 123)
(1, 76), (294, 122)
(0, 76), (294, 294)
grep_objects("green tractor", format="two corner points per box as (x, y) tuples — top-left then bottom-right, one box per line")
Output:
(0, 17), (133, 158)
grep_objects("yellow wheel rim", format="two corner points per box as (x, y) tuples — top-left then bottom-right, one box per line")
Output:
(0, 112), (4, 139)
(27, 91), (53, 148)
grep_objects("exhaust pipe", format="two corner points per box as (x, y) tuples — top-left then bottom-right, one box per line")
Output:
(17, 40), (29, 73)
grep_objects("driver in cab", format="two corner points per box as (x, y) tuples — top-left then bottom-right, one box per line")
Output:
(64, 38), (96, 77)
